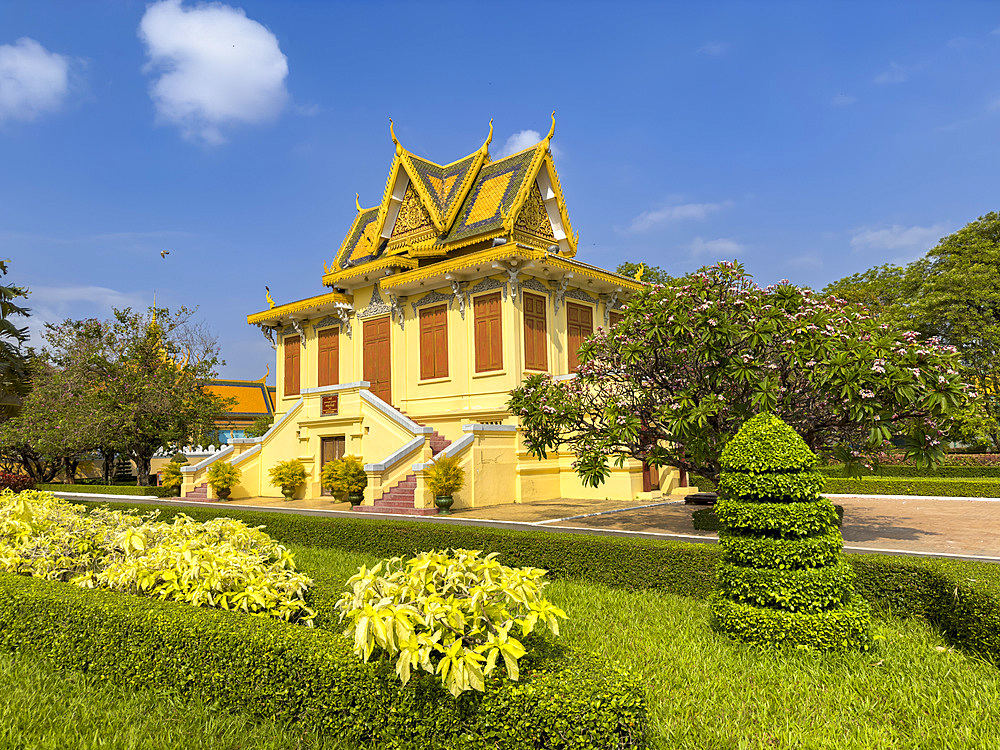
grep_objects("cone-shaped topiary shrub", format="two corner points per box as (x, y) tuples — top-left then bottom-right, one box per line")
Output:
(710, 413), (872, 650)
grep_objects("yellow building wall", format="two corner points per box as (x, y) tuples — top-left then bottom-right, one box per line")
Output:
(250, 277), (662, 505)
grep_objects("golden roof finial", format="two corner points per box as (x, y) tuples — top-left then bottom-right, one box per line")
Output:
(544, 111), (556, 144)
(482, 118), (494, 152)
(265, 286), (275, 309)
(323, 259), (331, 274)
(256, 363), (270, 383)
(151, 291), (157, 326)
(634, 263), (645, 281)
(389, 118), (402, 155)
(355, 192), (362, 212)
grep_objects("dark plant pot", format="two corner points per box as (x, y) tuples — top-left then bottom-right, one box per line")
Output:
(435, 494), (454, 515)
(684, 491), (717, 505)
(215, 487), (232, 501)
(282, 488), (296, 501)
(347, 492), (364, 507)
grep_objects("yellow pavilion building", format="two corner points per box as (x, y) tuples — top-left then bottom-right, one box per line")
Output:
(181, 117), (689, 512)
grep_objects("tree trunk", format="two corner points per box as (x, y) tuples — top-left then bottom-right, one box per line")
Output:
(62, 456), (77, 484)
(100, 448), (116, 484)
(132, 452), (152, 486)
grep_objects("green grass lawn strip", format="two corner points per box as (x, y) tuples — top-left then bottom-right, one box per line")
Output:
(0, 649), (349, 750)
(295, 545), (1000, 750)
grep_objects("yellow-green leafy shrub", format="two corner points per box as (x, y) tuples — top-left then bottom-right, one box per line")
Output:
(336, 548), (567, 696)
(0, 489), (314, 625)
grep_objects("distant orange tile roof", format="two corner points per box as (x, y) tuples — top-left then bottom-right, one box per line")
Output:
(206, 380), (275, 417)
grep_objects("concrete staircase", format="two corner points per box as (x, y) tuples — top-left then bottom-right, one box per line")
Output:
(357, 418), (453, 516)
(183, 483), (213, 502)
(356, 473), (438, 516)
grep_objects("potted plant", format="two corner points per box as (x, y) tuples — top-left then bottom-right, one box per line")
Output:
(160, 459), (184, 497)
(206, 461), (241, 501)
(321, 455), (367, 506)
(426, 454), (464, 515)
(269, 459), (307, 501)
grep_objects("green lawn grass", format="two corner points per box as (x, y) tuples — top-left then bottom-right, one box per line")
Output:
(294, 546), (1000, 750)
(0, 650), (350, 750)
(7, 545), (1000, 749)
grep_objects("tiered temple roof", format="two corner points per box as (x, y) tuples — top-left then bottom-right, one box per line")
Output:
(322, 114), (581, 288)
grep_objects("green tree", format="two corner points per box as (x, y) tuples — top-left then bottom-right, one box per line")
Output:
(510, 262), (970, 484)
(0, 260), (30, 418)
(246, 414), (273, 438)
(615, 262), (673, 286)
(0, 356), (116, 482)
(31, 307), (232, 486)
(820, 263), (913, 321)
(903, 213), (1000, 449)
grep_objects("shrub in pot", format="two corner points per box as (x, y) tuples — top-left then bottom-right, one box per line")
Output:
(159, 460), (184, 497)
(426, 454), (464, 515)
(206, 462), (241, 501)
(269, 460), (307, 501)
(320, 455), (367, 505)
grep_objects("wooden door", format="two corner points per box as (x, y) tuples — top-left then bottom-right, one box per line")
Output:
(523, 292), (547, 371)
(566, 302), (593, 373)
(473, 292), (503, 372)
(283, 335), (300, 396)
(363, 316), (391, 405)
(317, 326), (339, 387)
(320, 436), (346, 496)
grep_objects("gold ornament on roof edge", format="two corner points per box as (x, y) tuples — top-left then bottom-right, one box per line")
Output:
(634, 264), (645, 281)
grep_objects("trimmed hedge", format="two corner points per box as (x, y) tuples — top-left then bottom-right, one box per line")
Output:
(0, 572), (646, 749)
(820, 464), (1000, 479)
(67, 500), (1000, 666)
(823, 476), (1000, 498)
(718, 528), (843, 570)
(715, 560), (855, 613)
(716, 470), (825, 501)
(713, 497), (842, 536)
(40, 483), (176, 498)
(709, 594), (872, 650)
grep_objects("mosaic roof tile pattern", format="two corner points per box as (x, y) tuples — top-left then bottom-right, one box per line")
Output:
(441, 148), (537, 245)
(406, 153), (479, 221)
(336, 207), (383, 269)
(206, 381), (275, 417)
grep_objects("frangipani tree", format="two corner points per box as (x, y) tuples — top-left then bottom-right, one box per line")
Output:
(510, 261), (970, 484)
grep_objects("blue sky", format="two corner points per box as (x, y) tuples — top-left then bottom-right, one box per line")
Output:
(2, 1), (999, 380)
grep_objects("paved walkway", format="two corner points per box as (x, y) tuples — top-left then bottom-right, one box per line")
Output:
(56, 491), (1000, 562)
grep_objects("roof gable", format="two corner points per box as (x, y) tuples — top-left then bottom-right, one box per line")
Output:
(325, 115), (578, 286)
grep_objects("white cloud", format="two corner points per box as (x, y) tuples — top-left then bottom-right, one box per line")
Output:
(25, 285), (148, 348)
(849, 223), (947, 255)
(0, 38), (70, 123)
(687, 237), (744, 257)
(874, 62), (911, 85)
(697, 41), (727, 56)
(139, 0), (288, 144)
(496, 129), (541, 158)
(625, 200), (733, 234)
(831, 93), (857, 107)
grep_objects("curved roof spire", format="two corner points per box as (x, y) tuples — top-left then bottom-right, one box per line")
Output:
(355, 192), (362, 212)
(389, 118), (402, 155)
(544, 111), (556, 145)
(481, 118), (493, 153)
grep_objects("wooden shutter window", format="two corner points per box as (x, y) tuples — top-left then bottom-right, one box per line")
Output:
(283, 335), (300, 396)
(523, 292), (548, 371)
(474, 292), (503, 373)
(419, 305), (448, 379)
(566, 302), (593, 373)
(363, 317), (392, 405)
(317, 326), (339, 387)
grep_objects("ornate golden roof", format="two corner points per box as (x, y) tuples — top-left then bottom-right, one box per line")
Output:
(323, 114), (578, 288)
